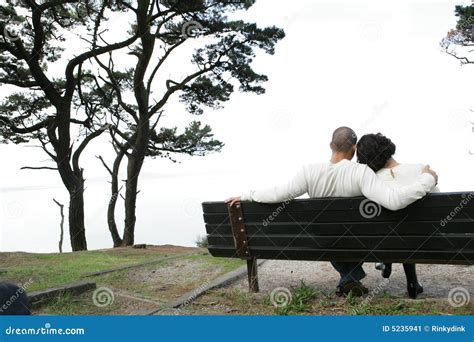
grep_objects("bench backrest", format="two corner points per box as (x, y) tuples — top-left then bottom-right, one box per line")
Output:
(203, 192), (474, 265)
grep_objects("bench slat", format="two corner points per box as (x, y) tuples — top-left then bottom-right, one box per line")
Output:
(207, 246), (474, 264)
(202, 192), (474, 213)
(208, 235), (474, 250)
(205, 221), (473, 235)
(203, 207), (474, 224)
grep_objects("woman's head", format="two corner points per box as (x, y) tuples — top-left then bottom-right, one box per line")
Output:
(356, 133), (396, 172)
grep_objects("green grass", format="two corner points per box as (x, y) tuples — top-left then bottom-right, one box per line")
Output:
(273, 281), (317, 315)
(184, 254), (244, 274)
(0, 248), (246, 315)
(0, 249), (173, 292)
(0, 249), (243, 294)
(189, 280), (474, 316)
(220, 288), (254, 307)
(348, 298), (473, 315)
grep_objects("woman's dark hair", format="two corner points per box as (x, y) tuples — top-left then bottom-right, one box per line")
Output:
(356, 133), (396, 172)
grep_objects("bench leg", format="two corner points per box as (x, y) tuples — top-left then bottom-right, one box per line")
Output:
(403, 263), (423, 299)
(247, 257), (259, 293)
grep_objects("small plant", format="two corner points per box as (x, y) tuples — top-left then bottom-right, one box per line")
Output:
(345, 291), (358, 307)
(291, 281), (316, 312)
(272, 281), (316, 315)
(318, 289), (336, 307)
(227, 289), (252, 307)
(195, 235), (208, 248)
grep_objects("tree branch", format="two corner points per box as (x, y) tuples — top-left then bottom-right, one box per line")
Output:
(65, 32), (140, 99)
(146, 39), (186, 96)
(149, 66), (212, 116)
(20, 166), (58, 171)
(0, 115), (54, 134)
(72, 125), (108, 173)
(96, 155), (113, 176)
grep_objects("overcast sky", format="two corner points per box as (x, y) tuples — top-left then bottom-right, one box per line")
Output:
(1, 0), (474, 253)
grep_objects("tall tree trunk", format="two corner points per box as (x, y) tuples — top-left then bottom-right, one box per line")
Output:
(122, 126), (149, 246)
(122, 154), (145, 246)
(107, 151), (126, 247)
(52, 106), (88, 251)
(108, 190), (123, 247)
(122, 0), (153, 246)
(68, 177), (87, 251)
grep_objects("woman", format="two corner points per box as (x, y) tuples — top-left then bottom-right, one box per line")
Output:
(356, 133), (436, 299)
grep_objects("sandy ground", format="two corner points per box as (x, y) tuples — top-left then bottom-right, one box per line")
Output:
(232, 260), (473, 299)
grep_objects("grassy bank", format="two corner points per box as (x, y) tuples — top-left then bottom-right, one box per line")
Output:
(1, 248), (471, 316)
(0, 245), (244, 315)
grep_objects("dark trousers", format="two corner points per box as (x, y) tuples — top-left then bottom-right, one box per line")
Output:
(331, 262), (366, 287)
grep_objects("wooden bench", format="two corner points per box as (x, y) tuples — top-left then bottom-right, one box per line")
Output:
(203, 192), (474, 296)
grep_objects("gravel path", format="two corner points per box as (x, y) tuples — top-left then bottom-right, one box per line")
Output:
(232, 261), (473, 299)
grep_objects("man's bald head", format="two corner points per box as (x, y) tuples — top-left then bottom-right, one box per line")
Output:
(330, 126), (357, 153)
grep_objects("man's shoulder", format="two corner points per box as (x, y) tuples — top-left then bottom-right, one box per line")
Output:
(303, 160), (369, 172)
(339, 160), (369, 171)
(302, 162), (333, 172)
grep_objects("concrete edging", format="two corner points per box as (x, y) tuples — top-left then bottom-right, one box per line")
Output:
(140, 260), (266, 315)
(28, 281), (96, 306)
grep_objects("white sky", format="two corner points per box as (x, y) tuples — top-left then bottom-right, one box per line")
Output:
(1, 0), (474, 253)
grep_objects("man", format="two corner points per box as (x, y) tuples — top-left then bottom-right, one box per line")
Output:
(226, 126), (438, 296)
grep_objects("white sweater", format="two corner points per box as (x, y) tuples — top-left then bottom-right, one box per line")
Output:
(240, 159), (436, 211)
(376, 163), (440, 192)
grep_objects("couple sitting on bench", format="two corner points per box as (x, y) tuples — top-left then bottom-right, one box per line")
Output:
(226, 126), (438, 297)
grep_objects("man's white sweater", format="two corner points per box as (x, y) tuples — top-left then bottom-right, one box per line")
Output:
(240, 159), (436, 211)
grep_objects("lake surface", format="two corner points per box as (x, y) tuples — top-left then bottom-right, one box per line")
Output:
(0, 172), (231, 253)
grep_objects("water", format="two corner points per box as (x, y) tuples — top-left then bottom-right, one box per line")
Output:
(0, 172), (230, 253)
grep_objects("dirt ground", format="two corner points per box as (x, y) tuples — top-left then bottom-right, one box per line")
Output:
(178, 260), (473, 316)
(231, 260), (473, 300)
